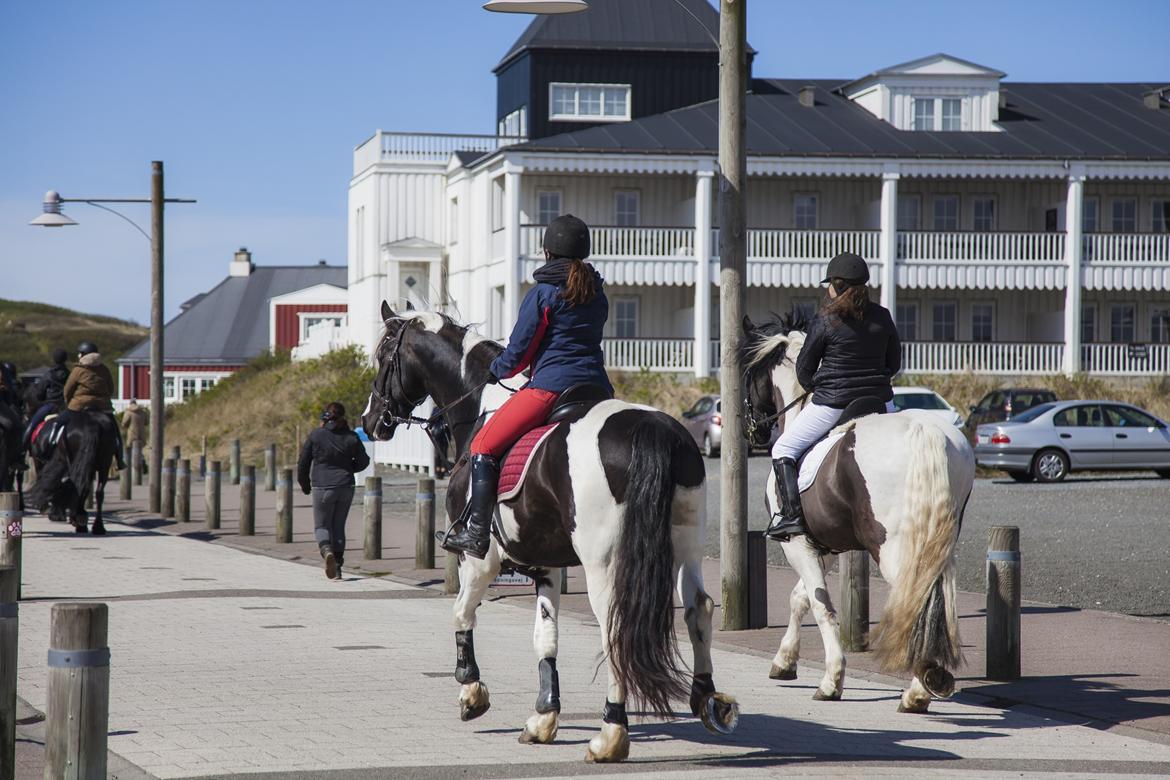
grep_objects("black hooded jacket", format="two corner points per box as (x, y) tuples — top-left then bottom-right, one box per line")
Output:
(796, 301), (901, 408)
(297, 420), (371, 492)
(37, 363), (70, 404)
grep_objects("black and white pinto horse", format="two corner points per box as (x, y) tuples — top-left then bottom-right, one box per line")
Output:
(362, 303), (738, 763)
(26, 410), (118, 535)
(741, 313), (975, 713)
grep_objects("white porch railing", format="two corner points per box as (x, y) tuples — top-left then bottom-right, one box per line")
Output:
(604, 339), (694, 372)
(900, 341), (1066, 375)
(899, 231), (1065, 262)
(371, 399), (437, 475)
(1081, 343), (1170, 376)
(1083, 233), (1170, 264)
(522, 226), (695, 259)
(739, 229), (881, 261)
(379, 132), (523, 163)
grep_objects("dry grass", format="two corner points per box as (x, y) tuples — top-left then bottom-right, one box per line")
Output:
(609, 371), (719, 418)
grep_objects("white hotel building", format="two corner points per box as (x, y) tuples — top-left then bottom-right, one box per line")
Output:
(347, 0), (1170, 378)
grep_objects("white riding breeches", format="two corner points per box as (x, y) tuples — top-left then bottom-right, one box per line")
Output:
(770, 400), (897, 461)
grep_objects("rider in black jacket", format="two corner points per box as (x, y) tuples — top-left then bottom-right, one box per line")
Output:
(22, 348), (71, 451)
(767, 253), (901, 542)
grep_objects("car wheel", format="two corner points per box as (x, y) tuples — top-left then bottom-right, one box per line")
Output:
(703, 434), (718, 459)
(1032, 449), (1069, 483)
(1007, 470), (1035, 483)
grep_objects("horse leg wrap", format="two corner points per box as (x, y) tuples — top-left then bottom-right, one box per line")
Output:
(535, 657), (561, 714)
(455, 630), (480, 684)
(689, 672), (715, 717)
(602, 700), (628, 728)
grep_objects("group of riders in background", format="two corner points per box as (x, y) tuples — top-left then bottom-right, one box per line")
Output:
(0, 342), (137, 534)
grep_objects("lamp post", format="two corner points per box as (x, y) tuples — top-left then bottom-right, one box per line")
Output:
(30, 161), (195, 515)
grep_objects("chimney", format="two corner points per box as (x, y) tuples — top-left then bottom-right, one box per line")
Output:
(1144, 90), (1165, 110)
(798, 85), (816, 107)
(999, 91), (1008, 109)
(229, 246), (253, 277)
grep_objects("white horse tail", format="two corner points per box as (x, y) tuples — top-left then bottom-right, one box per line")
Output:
(606, 413), (693, 718)
(872, 417), (962, 674)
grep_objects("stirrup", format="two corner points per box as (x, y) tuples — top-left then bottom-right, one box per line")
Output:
(765, 514), (805, 542)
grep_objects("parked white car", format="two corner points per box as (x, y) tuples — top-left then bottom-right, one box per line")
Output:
(892, 387), (964, 427)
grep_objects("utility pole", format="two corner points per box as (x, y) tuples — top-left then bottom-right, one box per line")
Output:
(149, 162), (165, 514)
(718, 0), (748, 630)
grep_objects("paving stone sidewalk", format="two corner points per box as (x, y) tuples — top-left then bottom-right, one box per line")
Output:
(11, 510), (1170, 779)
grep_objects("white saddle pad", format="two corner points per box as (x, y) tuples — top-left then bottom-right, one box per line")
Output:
(798, 431), (847, 493)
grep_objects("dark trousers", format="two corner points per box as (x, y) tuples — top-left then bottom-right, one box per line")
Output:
(312, 486), (354, 563)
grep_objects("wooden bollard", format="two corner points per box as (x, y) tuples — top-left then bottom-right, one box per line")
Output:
(840, 550), (870, 652)
(416, 478), (435, 568)
(0, 565), (18, 771)
(239, 465), (255, 536)
(119, 460), (131, 500)
(131, 440), (143, 486)
(161, 458), (176, 519)
(169, 445), (180, 463)
(987, 525), (1021, 681)
(276, 468), (293, 543)
(205, 461), (221, 530)
(45, 602), (110, 780)
(0, 493), (21, 601)
(198, 454), (206, 479)
(561, 567), (569, 595)
(264, 444), (276, 491)
(364, 476), (382, 560)
(229, 439), (241, 485)
(747, 530), (768, 629)
(176, 459), (191, 523)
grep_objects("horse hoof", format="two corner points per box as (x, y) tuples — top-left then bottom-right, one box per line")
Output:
(518, 711), (558, 744)
(91, 524), (107, 536)
(898, 701), (930, 714)
(922, 667), (955, 699)
(812, 689), (841, 702)
(769, 664), (797, 681)
(585, 723), (629, 763)
(73, 524), (88, 534)
(459, 681), (491, 722)
(460, 701), (490, 721)
(699, 692), (739, 735)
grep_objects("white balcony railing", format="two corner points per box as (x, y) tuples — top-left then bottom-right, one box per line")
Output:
(522, 226), (695, 259)
(740, 229), (881, 261)
(1083, 233), (1170, 264)
(354, 131), (525, 172)
(899, 231), (1065, 263)
(603, 339), (694, 372)
(900, 341), (1066, 375)
(1081, 343), (1170, 376)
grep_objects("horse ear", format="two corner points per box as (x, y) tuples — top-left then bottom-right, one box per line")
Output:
(404, 301), (415, 311)
(742, 315), (756, 333)
(381, 300), (395, 322)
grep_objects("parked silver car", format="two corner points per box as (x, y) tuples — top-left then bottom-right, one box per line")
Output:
(682, 395), (723, 458)
(974, 400), (1170, 482)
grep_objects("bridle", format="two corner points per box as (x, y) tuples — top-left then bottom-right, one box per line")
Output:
(741, 349), (809, 443)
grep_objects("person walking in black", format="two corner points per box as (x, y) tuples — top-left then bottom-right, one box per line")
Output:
(297, 402), (370, 580)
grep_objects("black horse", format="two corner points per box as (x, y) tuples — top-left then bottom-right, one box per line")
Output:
(27, 410), (119, 534)
(0, 399), (22, 498)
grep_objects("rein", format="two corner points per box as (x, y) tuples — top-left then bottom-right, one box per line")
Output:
(743, 384), (810, 443)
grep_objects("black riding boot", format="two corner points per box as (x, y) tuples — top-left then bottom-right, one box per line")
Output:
(765, 457), (808, 541)
(441, 454), (500, 560)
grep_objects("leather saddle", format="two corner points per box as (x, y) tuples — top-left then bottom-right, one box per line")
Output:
(546, 382), (612, 425)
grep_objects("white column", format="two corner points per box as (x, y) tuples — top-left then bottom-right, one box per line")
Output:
(1063, 172), (1085, 375)
(503, 163), (523, 337)
(879, 170), (899, 313)
(693, 166), (715, 377)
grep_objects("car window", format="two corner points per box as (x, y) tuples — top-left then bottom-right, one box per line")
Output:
(1105, 405), (1158, 428)
(715, 399), (721, 413)
(985, 391), (1005, 411)
(698, 398), (713, 415)
(1054, 404), (1104, 427)
(1013, 392), (1049, 411)
(975, 392), (996, 412)
(1012, 402), (1057, 423)
(895, 393), (948, 411)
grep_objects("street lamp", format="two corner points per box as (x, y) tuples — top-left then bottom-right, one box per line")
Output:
(29, 161), (195, 515)
(483, 1), (588, 11)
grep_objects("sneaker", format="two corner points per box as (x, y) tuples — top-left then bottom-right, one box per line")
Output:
(323, 551), (337, 580)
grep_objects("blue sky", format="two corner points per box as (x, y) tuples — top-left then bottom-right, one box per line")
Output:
(2, 0), (1166, 323)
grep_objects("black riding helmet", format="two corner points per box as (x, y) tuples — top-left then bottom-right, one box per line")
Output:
(543, 214), (590, 260)
(821, 252), (870, 287)
(51, 348), (68, 364)
(78, 341), (98, 356)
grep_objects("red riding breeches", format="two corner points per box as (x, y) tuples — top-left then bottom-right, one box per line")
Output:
(470, 387), (560, 457)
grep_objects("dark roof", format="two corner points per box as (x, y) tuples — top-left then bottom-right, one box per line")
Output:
(118, 265), (347, 365)
(495, 0), (737, 72)
(454, 150), (491, 167)
(511, 80), (1170, 160)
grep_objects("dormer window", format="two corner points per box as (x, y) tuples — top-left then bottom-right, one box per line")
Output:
(912, 97), (963, 131)
(550, 83), (631, 122)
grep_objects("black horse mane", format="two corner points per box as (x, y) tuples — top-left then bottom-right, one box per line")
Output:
(739, 309), (809, 374)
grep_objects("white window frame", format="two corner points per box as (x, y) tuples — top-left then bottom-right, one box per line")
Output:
(897, 194), (921, 231)
(896, 301), (919, 341)
(940, 97), (962, 131)
(299, 312), (347, 342)
(180, 377), (197, 400)
(912, 97), (934, 131)
(1111, 198), (1137, 233)
(972, 195), (997, 232)
(1110, 302), (1136, 343)
(1082, 197), (1100, 233)
(549, 82), (631, 123)
(497, 106), (527, 139)
(163, 376), (176, 400)
(1150, 305), (1170, 344)
(1081, 303), (1097, 343)
(933, 195), (960, 231)
(613, 296), (639, 339)
(793, 192), (818, 230)
(911, 96), (964, 131)
(536, 189), (562, 225)
(932, 301), (958, 343)
(614, 190), (640, 227)
(971, 301), (996, 343)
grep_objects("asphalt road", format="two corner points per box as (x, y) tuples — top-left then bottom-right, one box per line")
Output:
(702, 452), (1170, 618)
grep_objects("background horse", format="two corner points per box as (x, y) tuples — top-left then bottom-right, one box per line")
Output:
(740, 313), (975, 713)
(26, 410), (118, 535)
(362, 302), (737, 763)
(0, 399), (23, 498)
